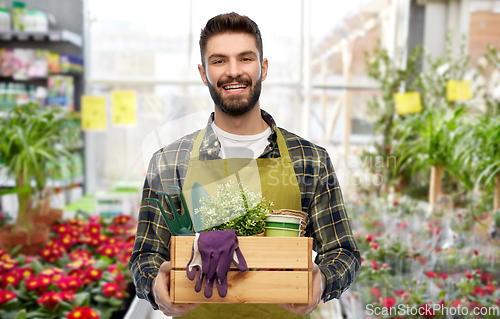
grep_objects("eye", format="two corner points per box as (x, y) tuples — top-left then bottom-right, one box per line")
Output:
(242, 58), (252, 61)
(213, 60), (223, 64)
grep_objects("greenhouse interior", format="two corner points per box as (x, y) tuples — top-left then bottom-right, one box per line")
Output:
(1, 0), (500, 318)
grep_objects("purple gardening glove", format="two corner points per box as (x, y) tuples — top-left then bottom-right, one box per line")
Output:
(186, 233), (204, 293)
(186, 229), (247, 298)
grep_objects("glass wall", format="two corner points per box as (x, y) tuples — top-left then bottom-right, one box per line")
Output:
(86, 0), (382, 190)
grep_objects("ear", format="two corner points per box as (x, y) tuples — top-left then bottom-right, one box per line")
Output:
(261, 58), (269, 82)
(198, 64), (208, 86)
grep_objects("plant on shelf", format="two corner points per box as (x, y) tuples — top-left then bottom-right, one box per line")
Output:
(0, 103), (70, 252)
(362, 42), (424, 196)
(392, 35), (474, 210)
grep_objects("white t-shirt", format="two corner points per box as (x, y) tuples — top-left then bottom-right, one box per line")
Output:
(211, 123), (272, 159)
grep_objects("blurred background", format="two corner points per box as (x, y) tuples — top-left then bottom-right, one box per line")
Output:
(1, 0), (500, 318)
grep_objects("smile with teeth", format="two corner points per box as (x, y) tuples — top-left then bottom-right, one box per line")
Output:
(222, 84), (248, 92)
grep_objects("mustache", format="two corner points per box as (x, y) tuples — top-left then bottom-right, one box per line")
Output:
(217, 76), (252, 88)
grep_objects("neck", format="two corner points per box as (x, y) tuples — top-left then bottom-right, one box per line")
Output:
(213, 103), (269, 135)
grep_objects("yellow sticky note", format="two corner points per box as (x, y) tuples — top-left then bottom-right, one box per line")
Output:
(81, 96), (106, 130)
(447, 80), (472, 102)
(112, 91), (137, 125)
(394, 92), (422, 115)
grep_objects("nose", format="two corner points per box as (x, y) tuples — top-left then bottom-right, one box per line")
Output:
(225, 58), (243, 79)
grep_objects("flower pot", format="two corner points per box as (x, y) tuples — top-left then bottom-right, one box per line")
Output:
(34, 208), (64, 227)
(265, 227), (301, 237)
(0, 226), (50, 255)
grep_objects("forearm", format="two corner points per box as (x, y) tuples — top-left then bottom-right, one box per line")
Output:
(316, 247), (361, 301)
(129, 250), (169, 309)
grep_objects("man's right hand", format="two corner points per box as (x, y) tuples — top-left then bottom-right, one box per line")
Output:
(152, 261), (199, 317)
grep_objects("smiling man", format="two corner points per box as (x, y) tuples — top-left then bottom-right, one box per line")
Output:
(129, 12), (361, 319)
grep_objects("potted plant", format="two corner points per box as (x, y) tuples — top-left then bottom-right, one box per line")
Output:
(0, 103), (70, 254)
(392, 35), (474, 210)
(362, 42), (424, 197)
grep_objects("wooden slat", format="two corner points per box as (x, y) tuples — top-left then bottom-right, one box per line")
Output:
(171, 270), (310, 303)
(171, 237), (312, 270)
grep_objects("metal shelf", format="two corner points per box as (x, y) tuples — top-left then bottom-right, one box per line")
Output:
(0, 30), (82, 48)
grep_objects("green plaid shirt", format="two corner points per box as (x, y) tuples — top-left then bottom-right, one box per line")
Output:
(129, 110), (360, 308)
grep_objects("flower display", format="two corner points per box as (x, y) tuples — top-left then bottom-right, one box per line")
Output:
(67, 306), (100, 319)
(346, 196), (500, 319)
(0, 214), (136, 319)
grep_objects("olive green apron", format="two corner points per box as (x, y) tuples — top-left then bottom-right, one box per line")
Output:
(177, 127), (309, 319)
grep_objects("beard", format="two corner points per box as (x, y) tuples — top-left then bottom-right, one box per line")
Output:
(207, 75), (262, 116)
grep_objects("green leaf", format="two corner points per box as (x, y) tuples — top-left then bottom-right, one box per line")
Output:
(14, 310), (27, 319)
(74, 292), (90, 307)
(30, 258), (44, 275)
(94, 295), (109, 303)
(109, 297), (124, 307)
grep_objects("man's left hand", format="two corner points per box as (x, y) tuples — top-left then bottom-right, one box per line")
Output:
(277, 264), (326, 315)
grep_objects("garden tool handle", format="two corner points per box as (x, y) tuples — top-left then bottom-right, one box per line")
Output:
(166, 185), (190, 216)
(144, 197), (193, 236)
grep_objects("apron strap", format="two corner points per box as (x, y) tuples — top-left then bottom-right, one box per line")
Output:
(191, 128), (207, 159)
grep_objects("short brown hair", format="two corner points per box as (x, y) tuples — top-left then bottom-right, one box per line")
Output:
(199, 12), (263, 66)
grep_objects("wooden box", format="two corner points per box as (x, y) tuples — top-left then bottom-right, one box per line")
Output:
(170, 236), (313, 303)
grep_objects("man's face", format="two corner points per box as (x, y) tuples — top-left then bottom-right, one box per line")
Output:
(198, 33), (268, 115)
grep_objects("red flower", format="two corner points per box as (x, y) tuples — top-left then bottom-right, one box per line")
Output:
(393, 200), (399, 206)
(86, 222), (102, 237)
(425, 272), (437, 278)
(107, 264), (119, 275)
(419, 303), (435, 317)
(53, 224), (71, 235)
(113, 215), (131, 225)
(103, 282), (121, 298)
(40, 268), (65, 282)
(365, 234), (374, 242)
(394, 290), (407, 299)
(15, 267), (34, 280)
(381, 297), (396, 308)
(399, 221), (408, 228)
(474, 269), (481, 274)
(382, 263), (388, 269)
(57, 276), (82, 292)
(370, 243), (378, 250)
(37, 291), (60, 310)
(485, 284), (497, 295)
(473, 287), (486, 296)
(97, 244), (119, 257)
(474, 249), (478, 256)
(371, 259), (379, 270)
(58, 291), (75, 302)
(480, 272), (494, 284)
(69, 249), (93, 262)
(371, 287), (382, 298)
(66, 306), (100, 319)
(451, 299), (461, 307)
(0, 289), (16, 304)
(28, 277), (54, 294)
(466, 273), (473, 279)
(0, 272), (20, 288)
(438, 273), (449, 280)
(85, 268), (103, 282)
(468, 301), (482, 310)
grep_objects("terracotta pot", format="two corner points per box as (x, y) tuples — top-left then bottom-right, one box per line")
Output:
(0, 226), (50, 255)
(34, 208), (64, 228)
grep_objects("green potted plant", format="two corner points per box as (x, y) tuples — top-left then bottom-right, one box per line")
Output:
(362, 42), (424, 196)
(0, 103), (70, 254)
(392, 35), (473, 210)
